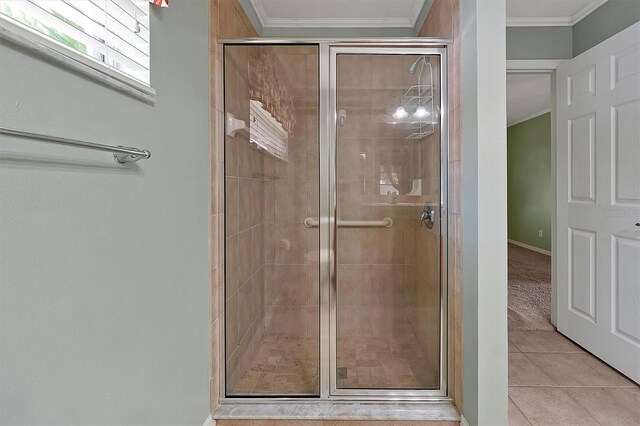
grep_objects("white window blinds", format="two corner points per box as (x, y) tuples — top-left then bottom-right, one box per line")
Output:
(0, 0), (150, 86)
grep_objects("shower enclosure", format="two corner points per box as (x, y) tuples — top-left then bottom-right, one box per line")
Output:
(221, 40), (448, 400)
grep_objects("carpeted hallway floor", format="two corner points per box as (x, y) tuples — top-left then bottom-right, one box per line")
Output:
(508, 243), (554, 331)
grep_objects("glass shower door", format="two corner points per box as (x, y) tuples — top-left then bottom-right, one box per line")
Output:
(223, 44), (320, 396)
(332, 51), (444, 392)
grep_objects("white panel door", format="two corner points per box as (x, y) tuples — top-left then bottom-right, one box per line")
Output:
(556, 22), (640, 383)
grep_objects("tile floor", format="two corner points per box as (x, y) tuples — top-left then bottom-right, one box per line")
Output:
(508, 330), (640, 425)
(233, 335), (319, 395)
(232, 333), (436, 394)
(336, 334), (436, 389)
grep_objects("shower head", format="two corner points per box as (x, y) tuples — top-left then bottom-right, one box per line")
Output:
(408, 56), (430, 74)
(408, 58), (421, 74)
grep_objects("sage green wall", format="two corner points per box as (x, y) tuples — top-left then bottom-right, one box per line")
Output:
(507, 0), (640, 60)
(507, 113), (551, 252)
(0, 1), (210, 424)
(573, 0), (640, 56)
(507, 27), (573, 59)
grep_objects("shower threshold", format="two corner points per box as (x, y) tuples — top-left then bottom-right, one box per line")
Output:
(213, 401), (460, 422)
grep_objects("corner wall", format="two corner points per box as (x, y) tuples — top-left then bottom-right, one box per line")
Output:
(461, 0), (509, 424)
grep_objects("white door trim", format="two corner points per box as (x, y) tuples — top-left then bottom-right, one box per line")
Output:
(507, 60), (566, 72)
(507, 62), (558, 326)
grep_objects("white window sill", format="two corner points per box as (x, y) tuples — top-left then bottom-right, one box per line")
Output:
(0, 20), (156, 104)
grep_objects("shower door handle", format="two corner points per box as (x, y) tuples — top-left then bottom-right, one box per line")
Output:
(420, 206), (436, 228)
(303, 217), (393, 228)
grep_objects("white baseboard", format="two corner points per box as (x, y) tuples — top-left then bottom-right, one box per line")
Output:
(203, 414), (215, 426)
(508, 239), (551, 256)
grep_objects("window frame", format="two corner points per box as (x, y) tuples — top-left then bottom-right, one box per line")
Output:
(0, 6), (156, 103)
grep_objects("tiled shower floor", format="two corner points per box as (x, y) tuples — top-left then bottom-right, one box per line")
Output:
(233, 333), (436, 394)
(233, 334), (319, 394)
(337, 334), (436, 389)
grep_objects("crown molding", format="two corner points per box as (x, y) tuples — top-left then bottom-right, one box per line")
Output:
(506, 16), (573, 27)
(507, 59), (566, 71)
(571, 0), (608, 24)
(506, 0), (607, 27)
(249, 0), (425, 28)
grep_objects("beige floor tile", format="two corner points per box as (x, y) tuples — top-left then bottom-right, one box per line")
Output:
(578, 354), (638, 387)
(524, 353), (635, 387)
(509, 387), (599, 425)
(565, 387), (640, 425)
(508, 331), (583, 353)
(508, 340), (521, 353)
(508, 397), (531, 426)
(508, 353), (556, 386)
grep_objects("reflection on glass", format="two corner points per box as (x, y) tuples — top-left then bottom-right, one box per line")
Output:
(335, 54), (441, 390)
(224, 45), (320, 396)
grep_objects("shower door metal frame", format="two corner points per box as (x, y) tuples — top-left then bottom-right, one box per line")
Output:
(218, 39), (450, 404)
(327, 46), (449, 399)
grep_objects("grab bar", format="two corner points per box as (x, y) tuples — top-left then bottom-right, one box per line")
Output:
(0, 126), (151, 164)
(303, 217), (393, 228)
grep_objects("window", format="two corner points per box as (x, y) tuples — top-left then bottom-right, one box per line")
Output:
(0, 0), (151, 89)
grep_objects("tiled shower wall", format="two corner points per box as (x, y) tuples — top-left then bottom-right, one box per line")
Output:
(418, 0), (463, 410)
(404, 56), (443, 387)
(223, 46), (267, 393)
(335, 54), (441, 387)
(223, 45), (320, 396)
(262, 47), (319, 343)
(336, 54), (412, 342)
(210, 0), (257, 413)
(210, 0), (463, 412)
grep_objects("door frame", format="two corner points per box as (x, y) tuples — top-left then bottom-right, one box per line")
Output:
(326, 46), (449, 399)
(218, 39), (452, 403)
(506, 59), (564, 326)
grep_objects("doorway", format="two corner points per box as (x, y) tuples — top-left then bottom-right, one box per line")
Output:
(221, 42), (449, 400)
(506, 53), (640, 424)
(506, 71), (554, 332)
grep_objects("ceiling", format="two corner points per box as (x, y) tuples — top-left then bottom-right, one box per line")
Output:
(507, 74), (551, 127)
(241, 0), (609, 35)
(506, 0), (608, 26)
(243, 0), (433, 33)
